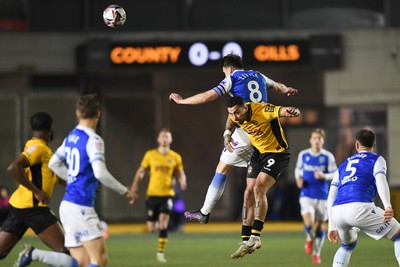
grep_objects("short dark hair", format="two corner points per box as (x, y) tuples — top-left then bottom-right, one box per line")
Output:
(30, 112), (53, 131)
(227, 96), (245, 108)
(355, 129), (375, 148)
(219, 54), (244, 69)
(76, 94), (100, 119)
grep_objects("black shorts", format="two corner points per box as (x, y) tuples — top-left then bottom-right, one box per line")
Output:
(1, 205), (59, 239)
(247, 151), (290, 180)
(145, 196), (173, 222)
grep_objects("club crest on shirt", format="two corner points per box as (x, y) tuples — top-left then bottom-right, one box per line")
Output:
(95, 141), (104, 151)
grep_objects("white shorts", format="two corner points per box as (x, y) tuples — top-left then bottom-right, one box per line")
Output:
(332, 202), (400, 243)
(219, 127), (253, 168)
(299, 197), (328, 221)
(59, 200), (103, 248)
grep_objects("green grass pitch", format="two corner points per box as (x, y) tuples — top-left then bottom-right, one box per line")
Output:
(2, 231), (397, 266)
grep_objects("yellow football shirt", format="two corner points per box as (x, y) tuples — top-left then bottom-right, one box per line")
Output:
(140, 149), (184, 197)
(232, 102), (289, 154)
(9, 138), (58, 209)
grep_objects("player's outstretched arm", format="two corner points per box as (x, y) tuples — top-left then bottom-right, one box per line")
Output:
(92, 160), (129, 195)
(169, 89), (219, 105)
(273, 82), (298, 96)
(279, 106), (300, 118)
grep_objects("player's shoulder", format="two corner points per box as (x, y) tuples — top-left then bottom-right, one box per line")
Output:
(255, 102), (279, 112)
(25, 138), (49, 153)
(169, 149), (182, 158)
(146, 148), (158, 154)
(298, 148), (312, 157)
(76, 126), (103, 143)
(320, 148), (335, 158)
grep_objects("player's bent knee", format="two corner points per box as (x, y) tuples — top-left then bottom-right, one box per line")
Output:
(341, 241), (357, 251)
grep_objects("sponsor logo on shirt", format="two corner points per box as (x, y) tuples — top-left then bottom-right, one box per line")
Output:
(68, 134), (80, 144)
(341, 176), (358, 185)
(264, 105), (275, 112)
(26, 145), (37, 155)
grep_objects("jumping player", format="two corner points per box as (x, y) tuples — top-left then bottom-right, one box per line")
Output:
(169, 54), (298, 228)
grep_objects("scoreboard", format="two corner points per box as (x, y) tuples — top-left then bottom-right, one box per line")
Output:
(78, 35), (341, 71)
(109, 40), (309, 67)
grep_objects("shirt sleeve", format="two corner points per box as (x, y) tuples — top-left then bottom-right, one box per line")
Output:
(294, 151), (304, 180)
(49, 139), (68, 180)
(212, 76), (232, 97)
(87, 135), (106, 164)
(54, 138), (66, 161)
(92, 160), (128, 195)
(175, 154), (184, 172)
(324, 152), (338, 180)
(374, 156), (391, 209)
(260, 73), (275, 88)
(140, 151), (151, 169)
(327, 170), (340, 231)
(22, 143), (46, 166)
(259, 103), (281, 122)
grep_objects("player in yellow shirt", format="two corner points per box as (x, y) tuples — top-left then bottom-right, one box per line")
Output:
(131, 128), (187, 263)
(0, 112), (78, 267)
(225, 96), (300, 259)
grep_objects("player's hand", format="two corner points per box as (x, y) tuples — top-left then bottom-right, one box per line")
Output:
(383, 207), (394, 223)
(295, 178), (304, 189)
(287, 87), (298, 96)
(125, 189), (138, 204)
(34, 190), (50, 205)
(179, 181), (187, 191)
(314, 170), (325, 179)
(328, 230), (339, 244)
(286, 107), (300, 117)
(169, 93), (183, 104)
(224, 135), (235, 153)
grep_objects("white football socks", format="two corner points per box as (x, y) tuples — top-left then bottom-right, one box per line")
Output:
(200, 173), (227, 215)
(313, 230), (325, 256)
(332, 247), (352, 267)
(32, 248), (78, 267)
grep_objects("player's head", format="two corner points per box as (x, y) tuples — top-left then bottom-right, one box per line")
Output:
(76, 94), (101, 119)
(157, 128), (173, 147)
(30, 112), (53, 142)
(309, 128), (326, 151)
(220, 54), (244, 77)
(355, 128), (375, 150)
(227, 96), (248, 124)
(30, 112), (53, 131)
